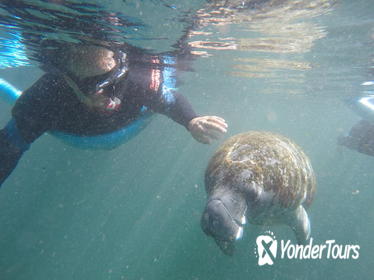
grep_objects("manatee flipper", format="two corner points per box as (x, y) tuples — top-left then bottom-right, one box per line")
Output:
(284, 205), (311, 244)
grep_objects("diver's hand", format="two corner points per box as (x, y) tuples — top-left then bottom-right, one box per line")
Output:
(188, 116), (228, 144)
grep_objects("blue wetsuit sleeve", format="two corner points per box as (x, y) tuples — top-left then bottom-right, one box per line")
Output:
(127, 56), (198, 128)
(160, 91), (198, 128)
(0, 120), (30, 186)
(143, 90), (198, 128)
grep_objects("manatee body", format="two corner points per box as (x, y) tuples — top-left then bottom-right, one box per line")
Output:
(201, 131), (316, 255)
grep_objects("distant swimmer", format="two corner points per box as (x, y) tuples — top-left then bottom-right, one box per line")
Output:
(339, 84), (374, 156)
(0, 43), (227, 186)
(201, 131), (315, 255)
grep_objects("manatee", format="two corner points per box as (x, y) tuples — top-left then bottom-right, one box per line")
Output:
(201, 131), (316, 255)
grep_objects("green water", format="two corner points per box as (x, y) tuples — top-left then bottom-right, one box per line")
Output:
(0, 0), (373, 279)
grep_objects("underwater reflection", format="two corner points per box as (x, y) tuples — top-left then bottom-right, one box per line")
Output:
(190, 0), (336, 85)
(230, 57), (311, 80)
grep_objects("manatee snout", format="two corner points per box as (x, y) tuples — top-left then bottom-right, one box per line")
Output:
(201, 197), (245, 255)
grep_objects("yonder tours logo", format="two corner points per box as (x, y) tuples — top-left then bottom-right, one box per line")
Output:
(254, 231), (360, 266)
(255, 231), (278, 266)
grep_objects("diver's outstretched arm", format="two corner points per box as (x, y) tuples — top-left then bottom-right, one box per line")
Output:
(144, 89), (228, 144)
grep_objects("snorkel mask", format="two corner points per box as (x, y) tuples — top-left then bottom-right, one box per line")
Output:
(61, 50), (129, 112)
(87, 51), (128, 111)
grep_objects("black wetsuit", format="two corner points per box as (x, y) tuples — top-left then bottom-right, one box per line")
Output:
(0, 54), (198, 186)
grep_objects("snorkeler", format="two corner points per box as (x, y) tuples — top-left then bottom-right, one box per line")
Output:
(339, 119), (374, 156)
(0, 43), (228, 186)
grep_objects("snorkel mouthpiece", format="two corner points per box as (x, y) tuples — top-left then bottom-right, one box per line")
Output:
(106, 97), (121, 111)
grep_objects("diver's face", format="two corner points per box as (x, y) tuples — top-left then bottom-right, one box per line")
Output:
(66, 45), (117, 79)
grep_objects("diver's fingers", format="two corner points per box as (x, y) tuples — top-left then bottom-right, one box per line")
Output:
(206, 116), (227, 124)
(189, 116), (228, 144)
(205, 116), (228, 129)
(197, 125), (225, 142)
(201, 119), (227, 134)
(196, 122), (206, 133)
(192, 123), (213, 144)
